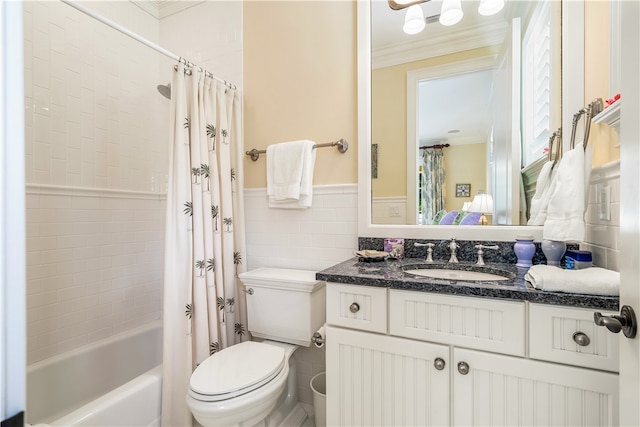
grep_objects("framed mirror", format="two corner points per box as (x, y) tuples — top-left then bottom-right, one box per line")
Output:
(358, 0), (587, 241)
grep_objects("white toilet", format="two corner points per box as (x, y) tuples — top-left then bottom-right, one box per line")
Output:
(186, 267), (326, 427)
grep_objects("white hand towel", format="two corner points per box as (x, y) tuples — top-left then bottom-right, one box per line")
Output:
(524, 265), (619, 296)
(266, 140), (316, 209)
(527, 161), (556, 225)
(543, 147), (586, 242)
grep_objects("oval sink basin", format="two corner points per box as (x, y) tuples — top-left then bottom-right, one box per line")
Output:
(405, 269), (510, 281)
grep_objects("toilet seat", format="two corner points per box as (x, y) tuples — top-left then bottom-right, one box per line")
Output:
(189, 341), (286, 402)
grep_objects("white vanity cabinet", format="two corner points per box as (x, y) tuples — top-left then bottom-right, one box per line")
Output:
(326, 283), (620, 426)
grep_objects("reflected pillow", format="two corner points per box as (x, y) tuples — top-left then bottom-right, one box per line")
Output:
(453, 211), (468, 225)
(460, 212), (482, 225)
(431, 209), (447, 225)
(439, 211), (459, 225)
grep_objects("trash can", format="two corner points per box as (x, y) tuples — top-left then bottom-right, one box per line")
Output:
(310, 372), (326, 427)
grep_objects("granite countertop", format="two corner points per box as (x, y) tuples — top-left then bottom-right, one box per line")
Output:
(316, 257), (619, 311)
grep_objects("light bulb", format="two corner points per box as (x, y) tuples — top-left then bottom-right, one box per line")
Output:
(403, 5), (425, 35)
(439, 0), (463, 26)
(478, 0), (505, 16)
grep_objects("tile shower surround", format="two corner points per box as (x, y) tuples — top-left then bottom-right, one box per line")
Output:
(24, 0), (167, 364)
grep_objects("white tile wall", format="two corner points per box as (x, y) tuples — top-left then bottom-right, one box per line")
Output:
(244, 184), (358, 272)
(244, 184), (358, 404)
(26, 186), (165, 364)
(23, 0), (168, 192)
(24, 0), (169, 364)
(583, 161), (620, 271)
(159, 1), (243, 88)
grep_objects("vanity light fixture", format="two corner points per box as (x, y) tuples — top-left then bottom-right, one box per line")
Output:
(478, 0), (505, 16)
(439, 0), (464, 26)
(403, 4), (426, 34)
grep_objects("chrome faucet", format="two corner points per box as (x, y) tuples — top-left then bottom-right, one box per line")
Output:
(475, 244), (499, 266)
(414, 242), (434, 263)
(448, 238), (459, 263)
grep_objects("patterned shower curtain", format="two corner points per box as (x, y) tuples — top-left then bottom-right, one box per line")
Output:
(161, 62), (247, 426)
(420, 148), (446, 224)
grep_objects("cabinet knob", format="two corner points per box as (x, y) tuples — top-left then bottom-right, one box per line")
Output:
(572, 331), (591, 347)
(349, 302), (360, 313)
(457, 361), (470, 375)
(434, 357), (446, 370)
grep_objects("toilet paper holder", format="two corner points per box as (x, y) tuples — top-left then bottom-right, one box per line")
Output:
(311, 332), (325, 347)
(311, 324), (326, 348)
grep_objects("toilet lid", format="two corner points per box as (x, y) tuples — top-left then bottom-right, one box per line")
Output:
(190, 341), (285, 398)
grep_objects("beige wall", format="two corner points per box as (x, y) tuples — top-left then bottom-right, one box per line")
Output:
(371, 46), (499, 198)
(243, 1), (358, 188)
(585, 0), (619, 166)
(444, 143), (487, 211)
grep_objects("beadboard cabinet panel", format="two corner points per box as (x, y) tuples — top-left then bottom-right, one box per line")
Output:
(326, 283), (387, 333)
(453, 348), (619, 426)
(389, 289), (526, 356)
(529, 303), (619, 372)
(326, 325), (449, 427)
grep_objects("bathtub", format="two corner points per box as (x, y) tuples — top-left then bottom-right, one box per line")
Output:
(27, 322), (163, 426)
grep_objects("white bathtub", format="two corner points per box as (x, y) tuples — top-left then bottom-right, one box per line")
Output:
(27, 322), (163, 426)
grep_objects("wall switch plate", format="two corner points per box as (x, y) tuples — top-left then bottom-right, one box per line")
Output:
(599, 186), (611, 221)
(389, 206), (400, 217)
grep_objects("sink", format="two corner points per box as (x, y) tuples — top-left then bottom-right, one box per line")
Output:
(405, 268), (510, 281)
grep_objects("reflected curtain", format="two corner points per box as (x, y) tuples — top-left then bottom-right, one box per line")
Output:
(420, 148), (446, 224)
(161, 63), (248, 426)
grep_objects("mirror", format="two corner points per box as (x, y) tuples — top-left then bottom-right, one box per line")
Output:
(371, 0), (560, 226)
(358, 0), (587, 240)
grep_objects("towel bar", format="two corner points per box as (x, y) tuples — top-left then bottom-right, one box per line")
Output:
(245, 138), (348, 161)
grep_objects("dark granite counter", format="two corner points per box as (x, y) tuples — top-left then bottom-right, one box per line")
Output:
(316, 257), (619, 311)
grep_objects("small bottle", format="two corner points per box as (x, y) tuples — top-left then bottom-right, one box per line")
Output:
(514, 235), (536, 268)
(541, 239), (567, 267)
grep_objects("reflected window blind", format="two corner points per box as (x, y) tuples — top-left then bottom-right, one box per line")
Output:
(522, 1), (551, 167)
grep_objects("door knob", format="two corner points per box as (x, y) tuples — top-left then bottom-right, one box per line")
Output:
(594, 305), (637, 338)
(349, 302), (360, 313)
(434, 357), (446, 370)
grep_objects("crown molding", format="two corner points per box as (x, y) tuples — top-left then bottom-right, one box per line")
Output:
(372, 20), (508, 69)
(130, 1), (205, 20)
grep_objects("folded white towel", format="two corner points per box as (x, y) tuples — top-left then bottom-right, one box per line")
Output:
(266, 140), (316, 209)
(527, 161), (557, 225)
(524, 265), (619, 296)
(543, 147), (587, 242)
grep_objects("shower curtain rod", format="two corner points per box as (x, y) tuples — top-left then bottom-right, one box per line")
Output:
(59, 0), (237, 89)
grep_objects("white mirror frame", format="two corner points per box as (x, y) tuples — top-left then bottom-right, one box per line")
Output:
(357, 0), (585, 242)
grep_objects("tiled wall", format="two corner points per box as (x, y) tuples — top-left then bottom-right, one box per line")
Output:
(244, 184), (358, 272)
(25, 187), (165, 364)
(23, 0), (167, 191)
(244, 184), (358, 404)
(583, 161), (620, 270)
(24, 0), (168, 364)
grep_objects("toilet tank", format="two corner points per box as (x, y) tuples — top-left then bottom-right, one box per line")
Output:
(239, 268), (325, 347)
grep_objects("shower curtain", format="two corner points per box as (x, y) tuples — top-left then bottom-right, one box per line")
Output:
(420, 148), (446, 224)
(161, 62), (247, 426)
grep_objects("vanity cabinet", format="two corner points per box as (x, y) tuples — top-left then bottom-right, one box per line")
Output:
(326, 283), (619, 426)
(326, 326), (450, 426)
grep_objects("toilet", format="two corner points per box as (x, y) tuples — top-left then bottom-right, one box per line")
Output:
(186, 267), (326, 427)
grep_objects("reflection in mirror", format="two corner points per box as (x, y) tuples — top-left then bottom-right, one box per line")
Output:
(370, 0), (561, 226)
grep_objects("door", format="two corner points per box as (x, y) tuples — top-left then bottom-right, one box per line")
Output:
(453, 348), (618, 426)
(326, 326), (449, 426)
(0, 1), (26, 425)
(618, 1), (640, 424)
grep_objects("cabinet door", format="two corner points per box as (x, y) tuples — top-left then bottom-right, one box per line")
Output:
(453, 348), (619, 426)
(326, 326), (449, 426)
